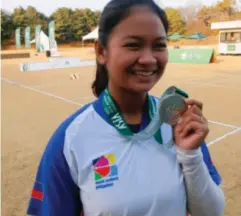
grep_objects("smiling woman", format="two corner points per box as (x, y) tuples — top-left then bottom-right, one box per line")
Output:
(93, 2), (168, 98)
(95, 5), (168, 94)
(26, 0), (225, 216)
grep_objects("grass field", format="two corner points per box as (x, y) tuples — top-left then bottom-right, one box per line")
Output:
(1, 47), (241, 216)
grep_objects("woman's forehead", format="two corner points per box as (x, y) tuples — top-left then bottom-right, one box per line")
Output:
(110, 6), (166, 40)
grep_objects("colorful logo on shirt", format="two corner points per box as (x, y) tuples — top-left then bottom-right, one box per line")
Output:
(92, 154), (118, 189)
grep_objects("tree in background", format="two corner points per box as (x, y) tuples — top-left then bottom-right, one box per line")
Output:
(12, 6), (48, 40)
(197, 0), (238, 26)
(2, 0), (240, 46)
(165, 8), (186, 35)
(12, 7), (28, 28)
(25, 6), (48, 38)
(176, 0), (240, 36)
(215, 0), (237, 16)
(49, 8), (100, 42)
(177, 3), (211, 36)
(70, 9), (101, 41)
(178, 2), (202, 24)
(1, 10), (14, 43)
(233, 11), (241, 19)
(2, 6), (100, 45)
(50, 8), (75, 42)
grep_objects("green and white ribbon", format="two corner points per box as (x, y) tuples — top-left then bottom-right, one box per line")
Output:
(102, 86), (188, 145)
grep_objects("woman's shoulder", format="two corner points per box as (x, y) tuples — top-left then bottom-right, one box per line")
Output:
(57, 102), (94, 135)
(44, 102), (95, 155)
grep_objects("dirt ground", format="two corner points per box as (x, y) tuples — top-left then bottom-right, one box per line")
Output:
(1, 47), (241, 216)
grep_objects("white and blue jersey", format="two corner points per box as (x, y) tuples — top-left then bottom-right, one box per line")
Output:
(27, 91), (222, 216)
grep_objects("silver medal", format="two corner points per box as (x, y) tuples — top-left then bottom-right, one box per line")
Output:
(133, 86), (188, 146)
(160, 94), (187, 126)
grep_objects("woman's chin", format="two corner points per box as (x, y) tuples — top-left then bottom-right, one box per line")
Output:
(127, 83), (155, 94)
(124, 73), (161, 94)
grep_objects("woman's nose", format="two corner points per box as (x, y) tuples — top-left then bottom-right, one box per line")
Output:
(138, 49), (157, 65)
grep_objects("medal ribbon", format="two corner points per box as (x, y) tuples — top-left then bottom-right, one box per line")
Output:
(102, 88), (163, 144)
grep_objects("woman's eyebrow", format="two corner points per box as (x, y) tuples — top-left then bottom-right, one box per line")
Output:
(123, 36), (167, 41)
(156, 36), (167, 41)
(123, 36), (142, 40)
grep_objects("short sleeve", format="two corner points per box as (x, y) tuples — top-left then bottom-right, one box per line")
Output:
(201, 142), (222, 185)
(27, 122), (82, 216)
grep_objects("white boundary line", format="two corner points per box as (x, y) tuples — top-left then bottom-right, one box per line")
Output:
(187, 78), (229, 86)
(185, 72), (239, 87)
(185, 73), (236, 83)
(207, 127), (241, 147)
(186, 77), (203, 82)
(1, 77), (83, 106)
(187, 82), (241, 90)
(32, 82), (70, 89)
(208, 120), (239, 129)
(31, 80), (84, 89)
(214, 73), (236, 78)
(72, 96), (95, 102)
(2, 77), (241, 147)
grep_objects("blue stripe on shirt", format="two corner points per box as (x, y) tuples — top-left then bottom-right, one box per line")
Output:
(27, 103), (92, 216)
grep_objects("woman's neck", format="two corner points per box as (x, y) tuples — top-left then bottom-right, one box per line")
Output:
(108, 83), (147, 124)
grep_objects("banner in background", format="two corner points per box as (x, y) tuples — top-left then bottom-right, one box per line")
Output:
(15, 28), (21, 49)
(20, 58), (95, 72)
(48, 21), (55, 49)
(35, 25), (41, 51)
(25, 26), (31, 49)
(168, 48), (216, 64)
(227, 44), (236, 52)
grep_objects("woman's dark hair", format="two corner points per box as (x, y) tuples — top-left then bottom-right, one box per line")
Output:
(92, 0), (169, 97)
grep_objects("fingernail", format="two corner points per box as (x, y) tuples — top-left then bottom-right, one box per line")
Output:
(177, 118), (183, 124)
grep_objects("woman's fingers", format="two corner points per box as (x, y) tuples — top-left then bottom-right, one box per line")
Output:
(185, 99), (203, 111)
(174, 98), (209, 150)
(175, 98), (208, 136)
(177, 105), (203, 124)
(180, 121), (208, 138)
(191, 105), (203, 116)
(176, 113), (203, 133)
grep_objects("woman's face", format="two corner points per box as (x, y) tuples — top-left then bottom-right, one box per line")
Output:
(100, 6), (168, 94)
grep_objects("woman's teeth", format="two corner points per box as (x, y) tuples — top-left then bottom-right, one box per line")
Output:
(133, 71), (154, 76)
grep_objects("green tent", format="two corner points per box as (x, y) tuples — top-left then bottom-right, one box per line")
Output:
(187, 33), (206, 39)
(168, 33), (185, 40)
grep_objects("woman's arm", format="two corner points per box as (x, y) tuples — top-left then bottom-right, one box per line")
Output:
(177, 147), (225, 216)
(27, 121), (82, 216)
(200, 142), (222, 185)
(173, 98), (225, 215)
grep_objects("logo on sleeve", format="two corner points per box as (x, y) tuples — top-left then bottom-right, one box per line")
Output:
(31, 181), (44, 201)
(92, 154), (118, 189)
(27, 181), (44, 215)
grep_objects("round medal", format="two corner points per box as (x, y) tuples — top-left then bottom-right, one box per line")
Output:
(159, 95), (187, 126)
(132, 86), (188, 145)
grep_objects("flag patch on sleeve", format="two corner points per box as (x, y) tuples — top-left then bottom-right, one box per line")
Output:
(31, 181), (44, 201)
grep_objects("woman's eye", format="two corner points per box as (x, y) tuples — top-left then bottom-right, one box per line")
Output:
(154, 43), (167, 50)
(124, 43), (140, 49)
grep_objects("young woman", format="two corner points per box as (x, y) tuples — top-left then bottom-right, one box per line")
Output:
(27, 0), (225, 215)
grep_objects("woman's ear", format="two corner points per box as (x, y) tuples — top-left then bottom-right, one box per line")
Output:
(95, 40), (107, 65)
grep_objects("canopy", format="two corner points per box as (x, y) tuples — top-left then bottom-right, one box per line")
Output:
(187, 33), (206, 39)
(168, 33), (185, 40)
(211, 20), (241, 30)
(82, 27), (99, 41)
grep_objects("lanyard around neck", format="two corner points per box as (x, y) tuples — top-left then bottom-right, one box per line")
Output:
(102, 88), (163, 144)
